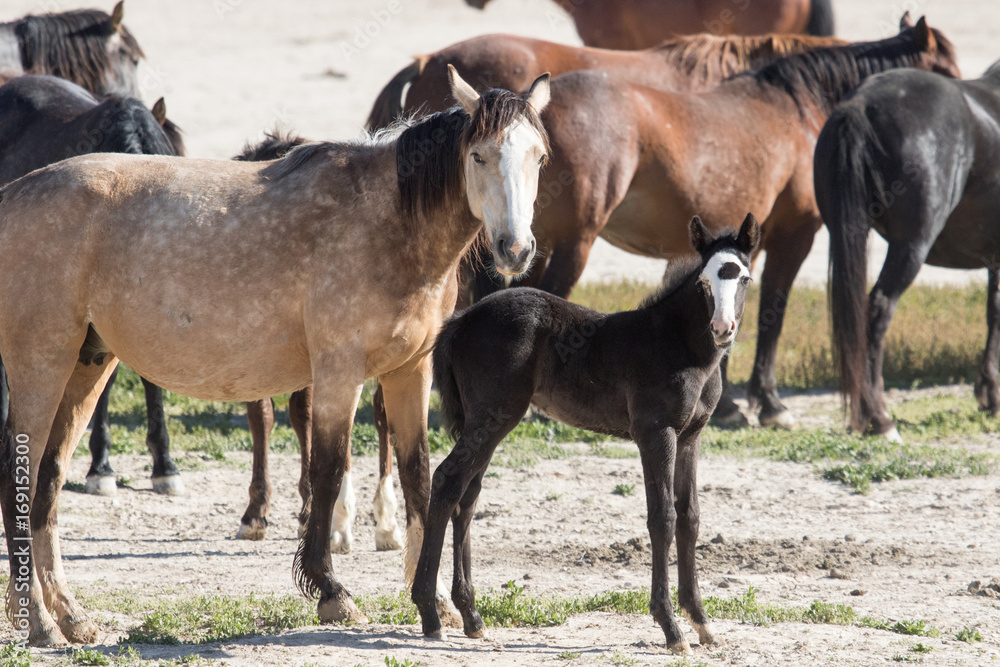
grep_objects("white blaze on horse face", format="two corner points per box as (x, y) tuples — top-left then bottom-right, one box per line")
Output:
(700, 251), (750, 345)
(465, 119), (546, 275)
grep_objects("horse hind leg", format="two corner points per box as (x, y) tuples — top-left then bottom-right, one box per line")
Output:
(84, 366), (118, 495)
(289, 387), (313, 538)
(372, 383), (404, 551)
(143, 379), (183, 495)
(237, 398), (275, 540)
(330, 457), (355, 554)
(975, 269), (1000, 415)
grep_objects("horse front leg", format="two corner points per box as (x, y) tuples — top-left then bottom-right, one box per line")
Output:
(380, 356), (462, 629)
(746, 217), (817, 428)
(372, 383), (404, 551)
(537, 235), (598, 299)
(237, 398), (274, 540)
(84, 365), (118, 495)
(634, 418), (688, 653)
(975, 268), (1000, 415)
(294, 370), (365, 624)
(674, 427), (713, 646)
(143, 379), (183, 495)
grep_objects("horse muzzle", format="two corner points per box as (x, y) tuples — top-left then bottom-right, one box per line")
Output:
(493, 235), (536, 276)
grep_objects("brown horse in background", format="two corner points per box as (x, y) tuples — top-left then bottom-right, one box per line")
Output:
(465, 0), (834, 48)
(367, 32), (846, 130)
(479, 20), (958, 428)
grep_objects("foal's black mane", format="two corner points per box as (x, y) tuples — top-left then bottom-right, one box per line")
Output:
(745, 25), (955, 115)
(95, 96), (179, 156)
(11, 8), (143, 94)
(640, 233), (748, 310)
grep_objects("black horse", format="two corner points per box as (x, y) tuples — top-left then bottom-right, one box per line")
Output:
(0, 2), (144, 98)
(0, 74), (184, 494)
(412, 214), (760, 652)
(817, 59), (1000, 439)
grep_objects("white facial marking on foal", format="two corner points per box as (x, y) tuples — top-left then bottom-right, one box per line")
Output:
(700, 251), (749, 337)
(331, 470), (355, 554)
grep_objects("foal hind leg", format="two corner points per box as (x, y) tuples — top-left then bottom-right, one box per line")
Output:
(144, 379), (183, 495)
(674, 430), (713, 646)
(84, 366), (118, 495)
(33, 357), (120, 644)
(746, 218), (818, 428)
(975, 269), (1000, 415)
(237, 398), (275, 540)
(372, 383), (404, 551)
(450, 470), (488, 637)
(289, 387), (313, 537)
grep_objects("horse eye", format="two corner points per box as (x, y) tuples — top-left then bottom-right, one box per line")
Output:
(539, 154), (548, 166)
(471, 153), (484, 165)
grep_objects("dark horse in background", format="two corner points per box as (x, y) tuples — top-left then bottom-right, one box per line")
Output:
(0, 2), (143, 97)
(464, 0), (834, 47)
(0, 74), (184, 494)
(413, 214), (759, 652)
(818, 59), (1000, 440)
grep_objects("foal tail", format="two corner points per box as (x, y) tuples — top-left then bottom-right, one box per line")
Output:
(365, 57), (425, 131)
(433, 316), (466, 441)
(818, 104), (881, 431)
(806, 0), (835, 36)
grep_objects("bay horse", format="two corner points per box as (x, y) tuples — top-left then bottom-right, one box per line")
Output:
(818, 59), (1000, 439)
(413, 214), (760, 652)
(464, 0), (834, 48)
(0, 66), (551, 646)
(0, 2), (143, 98)
(470, 18), (958, 428)
(366, 32), (847, 130)
(0, 74), (184, 496)
(231, 131), (406, 553)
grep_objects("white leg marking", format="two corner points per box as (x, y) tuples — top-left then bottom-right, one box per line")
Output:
(373, 473), (404, 551)
(84, 474), (116, 496)
(330, 470), (355, 554)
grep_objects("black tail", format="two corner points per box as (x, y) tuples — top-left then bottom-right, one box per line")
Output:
(819, 104), (882, 431)
(365, 58), (424, 131)
(806, 0), (835, 36)
(432, 316), (466, 441)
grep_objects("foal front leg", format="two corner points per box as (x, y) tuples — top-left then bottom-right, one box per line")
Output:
(975, 269), (1000, 415)
(674, 429), (713, 646)
(635, 420), (689, 653)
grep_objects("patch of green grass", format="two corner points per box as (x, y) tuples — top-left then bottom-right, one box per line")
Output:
(357, 592), (419, 626)
(911, 643), (934, 654)
(612, 483), (635, 497)
(857, 616), (940, 637)
(70, 648), (111, 665)
(0, 642), (30, 667)
(956, 627), (983, 643)
(557, 650), (581, 660)
(62, 480), (88, 493)
(384, 657), (419, 667)
(604, 651), (637, 666)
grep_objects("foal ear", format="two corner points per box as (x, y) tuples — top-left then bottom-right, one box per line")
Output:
(448, 65), (480, 116)
(109, 1), (125, 31)
(898, 11), (913, 30)
(737, 212), (761, 254)
(914, 16), (936, 52)
(689, 216), (712, 255)
(151, 98), (167, 126)
(525, 73), (551, 114)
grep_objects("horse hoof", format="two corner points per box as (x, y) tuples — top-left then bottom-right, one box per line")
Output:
(759, 409), (795, 429)
(883, 427), (903, 444)
(375, 525), (405, 551)
(462, 612), (486, 638)
(694, 622), (715, 646)
(666, 637), (693, 655)
(318, 596), (367, 625)
(424, 628), (444, 640)
(29, 621), (68, 648)
(331, 530), (353, 554)
(59, 617), (99, 645)
(84, 475), (117, 496)
(235, 522), (267, 540)
(151, 475), (185, 495)
(711, 408), (749, 428)
(437, 597), (463, 629)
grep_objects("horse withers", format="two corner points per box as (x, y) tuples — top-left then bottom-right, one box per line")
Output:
(413, 214), (760, 653)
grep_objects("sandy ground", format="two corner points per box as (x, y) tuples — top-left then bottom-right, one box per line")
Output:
(8, 0), (999, 288)
(10, 385), (1000, 666)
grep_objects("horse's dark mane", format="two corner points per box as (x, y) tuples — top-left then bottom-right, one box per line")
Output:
(746, 25), (955, 116)
(160, 118), (186, 157)
(397, 88), (549, 225)
(13, 9), (143, 94)
(97, 97), (178, 156)
(234, 129), (309, 162)
(259, 142), (331, 181)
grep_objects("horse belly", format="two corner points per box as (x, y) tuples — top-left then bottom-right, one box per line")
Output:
(603, 189), (690, 258)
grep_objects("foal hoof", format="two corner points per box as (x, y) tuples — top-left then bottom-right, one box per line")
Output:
(759, 409), (795, 430)
(59, 616), (99, 645)
(318, 595), (367, 625)
(151, 474), (185, 495)
(666, 637), (693, 655)
(84, 475), (116, 496)
(236, 521), (267, 541)
(375, 524), (405, 551)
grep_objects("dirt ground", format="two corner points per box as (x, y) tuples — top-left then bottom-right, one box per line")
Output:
(12, 385), (1000, 666)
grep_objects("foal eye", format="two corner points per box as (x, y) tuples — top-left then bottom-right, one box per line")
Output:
(740, 276), (751, 285)
(471, 153), (484, 165)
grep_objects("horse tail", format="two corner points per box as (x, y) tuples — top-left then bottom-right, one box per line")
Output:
(819, 104), (881, 430)
(365, 57), (426, 131)
(806, 0), (835, 36)
(433, 315), (466, 442)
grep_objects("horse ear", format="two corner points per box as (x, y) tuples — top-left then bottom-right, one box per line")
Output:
(914, 16), (936, 52)
(151, 98), (167, 126)
(898, 11), (913, 30)
(689, 216), (712, 255)
(525, 73), (551, 114)
(109, 1), (125, 32)
(448, 64), (480, 115)
(737, 212), (761, 254)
